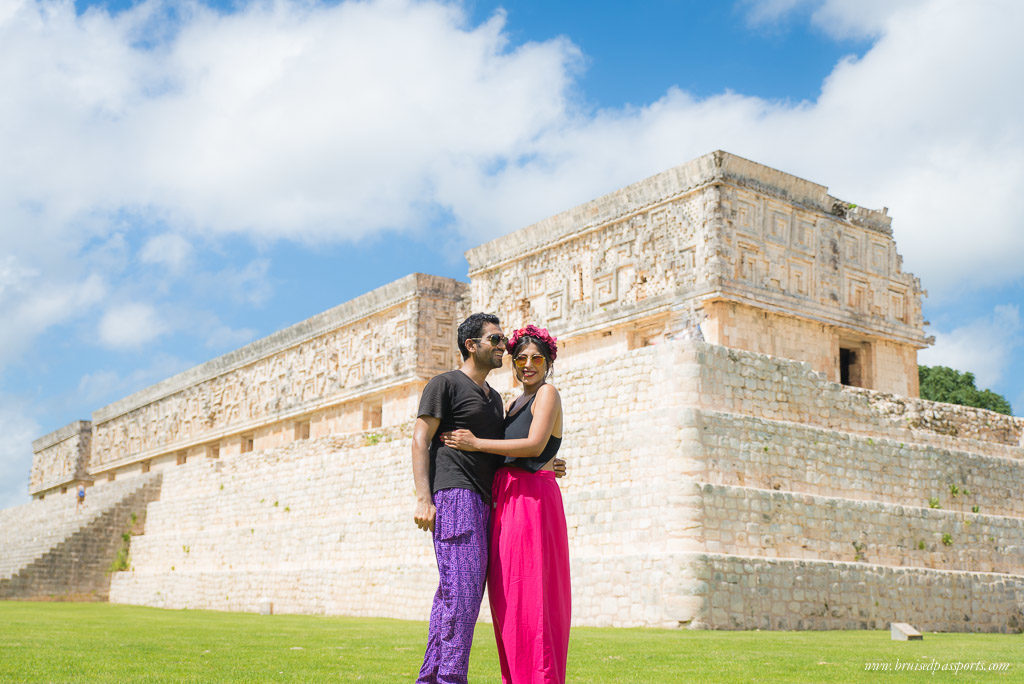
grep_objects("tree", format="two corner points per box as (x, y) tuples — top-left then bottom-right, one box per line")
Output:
(918, 365), (1013, 415)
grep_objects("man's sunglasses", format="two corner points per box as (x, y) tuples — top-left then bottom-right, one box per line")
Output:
(469, 334), (508, 348)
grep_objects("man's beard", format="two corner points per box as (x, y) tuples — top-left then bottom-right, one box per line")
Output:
(475, 348), (503, 370)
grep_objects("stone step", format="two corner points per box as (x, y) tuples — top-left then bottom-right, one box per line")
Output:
(688, 551), (1024, 633)
(0, 474), (163, 580)
(0, 476), (162, 601)
(698, 482), (1024, 574)
(696, 408), (1024, 519)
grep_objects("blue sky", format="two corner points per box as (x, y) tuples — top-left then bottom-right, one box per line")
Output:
(1, 0), (1022, 509)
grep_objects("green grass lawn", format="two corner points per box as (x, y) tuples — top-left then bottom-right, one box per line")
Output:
(0, 602), (1020, 682)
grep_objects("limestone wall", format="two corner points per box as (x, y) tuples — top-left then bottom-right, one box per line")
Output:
(1, 475), (157, 581)
(693, 553), (1024, 632)
(467, 150), (929, 397)
(674, 341), (1024, 631)
(88, 274), (467, 475)
(716, 178), (924, 345)
(691, 344), (1023, 454)
(105, 338), (1024, 631)
(699, 483), (1024, 573)
(110, 340), (703, 627)
(30, 421), (92, 496)
(698, 411), (1024, 519)
(1, 475), (161, 601)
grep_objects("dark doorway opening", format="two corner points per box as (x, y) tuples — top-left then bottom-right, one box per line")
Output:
(840, 347), (860, 387)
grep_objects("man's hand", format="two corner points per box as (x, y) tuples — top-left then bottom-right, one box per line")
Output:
(553, 457), (566, 478)
(414, 497), (436, 532)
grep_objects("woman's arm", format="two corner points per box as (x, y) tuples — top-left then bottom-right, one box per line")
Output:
(442, 385), (561, 458)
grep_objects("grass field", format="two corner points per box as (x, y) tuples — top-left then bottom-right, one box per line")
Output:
(0, 602), (1020, 682)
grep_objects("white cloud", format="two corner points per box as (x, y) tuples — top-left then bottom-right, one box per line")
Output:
(1, 0), (1020, 308)
(97, 302), (168, 348)
(0, 0), (1021, 433)
(0, 0), (579, 242)
(204, 322), (257, 350)
(77, 352), (193, 405)
(0, 262), (106, 370)
(140, 233), (193, 271)
(918, 304), (1021, 389)
(450, 0), (1024, 299)
(742, 0), (931, 40)
(0, 401), (39, 510)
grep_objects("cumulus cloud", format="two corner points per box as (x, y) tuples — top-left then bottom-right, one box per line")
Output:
(455, 0), (1024, 299)
(0, 402), (39, 510)
(0, 0), (579, 242)
(918, 304), (1022, 389)
(742, 0), (931, 40)
(204, 322), (258, 350)
(140, 233), (193, 271)
(76, 352), (194, 406)
(0, 258), (106, 370)
(97, 302), (168, 348)
(1, 0), (1020, 308)
(0, 0), (1021, 426)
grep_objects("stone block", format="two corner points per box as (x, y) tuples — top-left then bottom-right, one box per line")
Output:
(890, 622), (923, 640)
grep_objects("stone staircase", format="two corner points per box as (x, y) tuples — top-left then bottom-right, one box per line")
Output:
(0, 473), (162, 601)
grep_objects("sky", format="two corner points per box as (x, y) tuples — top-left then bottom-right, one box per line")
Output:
(1, 0), (1022, 509)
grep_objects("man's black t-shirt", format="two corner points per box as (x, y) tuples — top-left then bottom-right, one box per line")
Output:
(418, 370), (504, 505)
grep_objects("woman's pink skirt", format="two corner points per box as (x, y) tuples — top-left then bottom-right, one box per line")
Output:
(488, 467), (571, 684)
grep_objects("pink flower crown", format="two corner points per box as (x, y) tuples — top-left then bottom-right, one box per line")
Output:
(507, 325), (558, 362)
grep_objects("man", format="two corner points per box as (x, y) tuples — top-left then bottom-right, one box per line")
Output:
(412, 313), (562, 683)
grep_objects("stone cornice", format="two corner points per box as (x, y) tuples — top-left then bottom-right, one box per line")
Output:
(466, 150), (893, 274)
(32, 421), (91, 453)
(91, 274), (467, 426)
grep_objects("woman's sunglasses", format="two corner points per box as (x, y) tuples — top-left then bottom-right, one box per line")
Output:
(513, 354), (547, 368)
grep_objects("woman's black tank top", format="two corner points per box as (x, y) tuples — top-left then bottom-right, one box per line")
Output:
(503, 392), (562, 473)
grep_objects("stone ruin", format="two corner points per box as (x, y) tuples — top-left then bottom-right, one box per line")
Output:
(5, 151), (1023, 631)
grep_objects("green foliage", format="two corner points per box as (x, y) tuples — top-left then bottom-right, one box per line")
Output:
(1, 603), (1023, 682)
(918, 365), (1013, 415)
(942, 533), (954, 546)
(107, 547), (130, 573)
(928, 497), (941, 509)
(365, 432), (383, 446)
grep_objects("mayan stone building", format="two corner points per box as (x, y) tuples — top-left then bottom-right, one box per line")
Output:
(5, 151), (1024, 631)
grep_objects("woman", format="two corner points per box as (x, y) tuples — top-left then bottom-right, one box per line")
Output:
(442, 324), (570, 684)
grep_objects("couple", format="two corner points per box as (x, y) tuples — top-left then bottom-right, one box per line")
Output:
(412, 313), (571, 684)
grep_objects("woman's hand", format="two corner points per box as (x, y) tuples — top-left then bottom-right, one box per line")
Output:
(441, 429), (480, 452)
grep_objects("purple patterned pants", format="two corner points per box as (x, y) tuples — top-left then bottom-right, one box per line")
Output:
(417, 487), (490, 684)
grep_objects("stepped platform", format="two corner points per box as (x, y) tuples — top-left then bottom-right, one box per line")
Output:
(0, 474), (162, 600)
(106, 340), (1024, 631)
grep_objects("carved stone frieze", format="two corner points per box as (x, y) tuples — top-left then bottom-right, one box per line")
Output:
(89, 275), (467, 468)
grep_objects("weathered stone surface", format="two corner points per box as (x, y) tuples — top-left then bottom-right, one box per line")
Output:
(468, 150), (928, 397)
(8, 151), (1024, 631)
(0, 474), (160, 600)
(30, 421), (92, 496)
(88, 274), (467, 474)
(891, 622), (923, 640)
